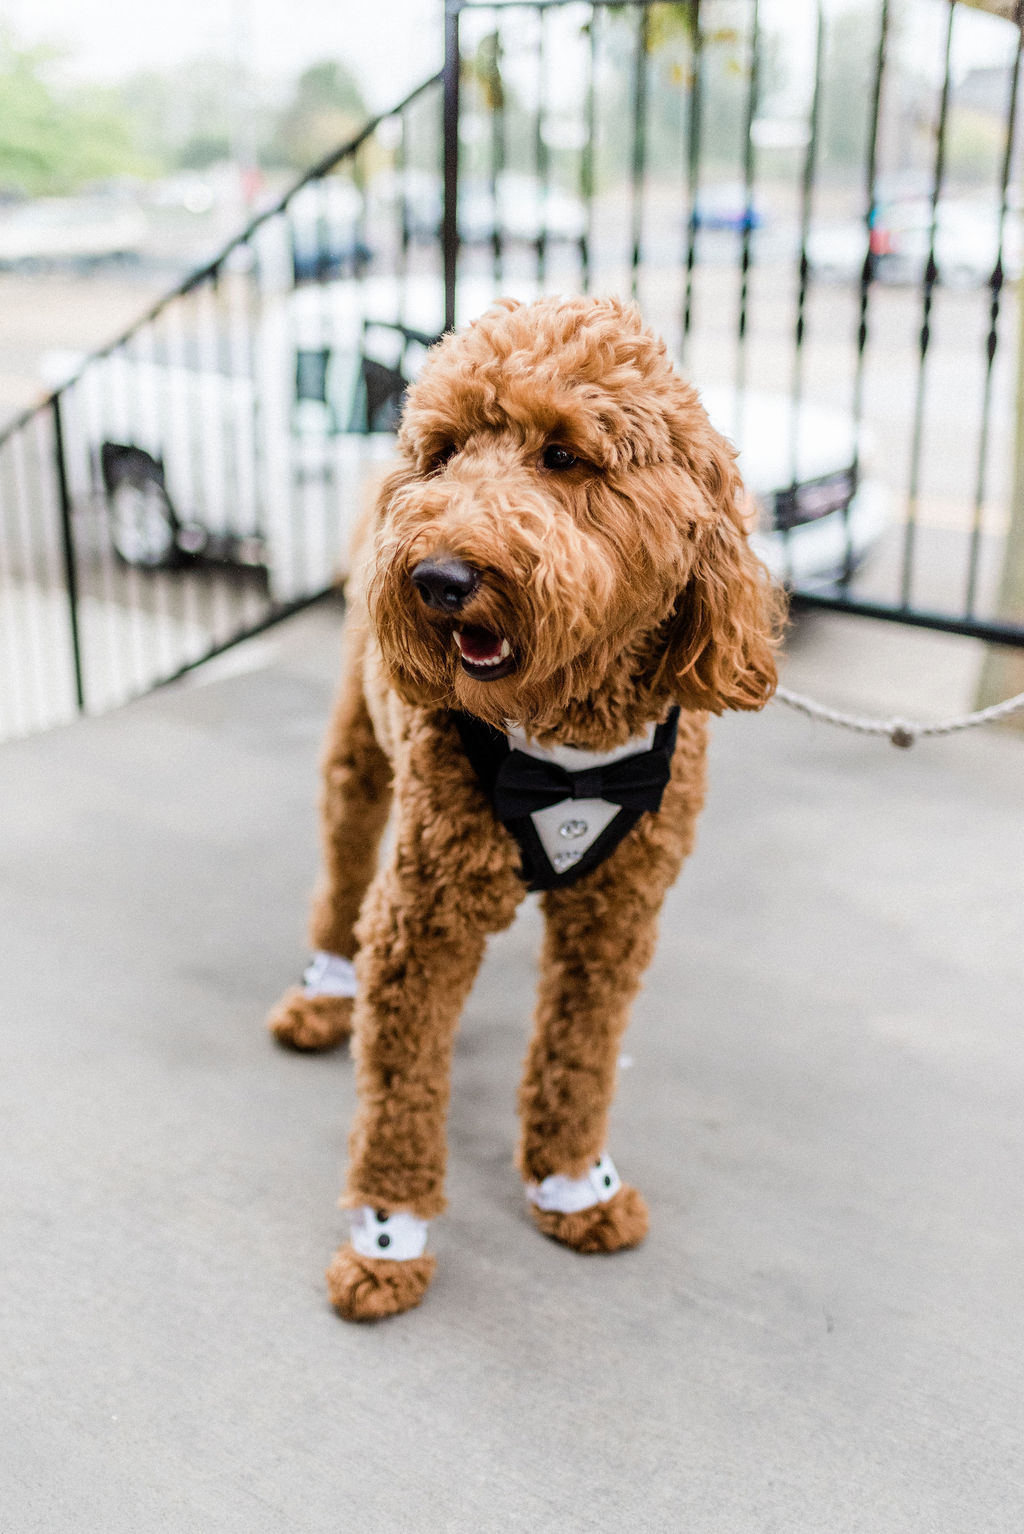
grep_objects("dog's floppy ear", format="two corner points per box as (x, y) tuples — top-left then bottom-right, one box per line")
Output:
(658, 430), (783, 714)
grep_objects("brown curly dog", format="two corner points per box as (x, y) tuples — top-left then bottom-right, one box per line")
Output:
(268, 294), (781, 1321)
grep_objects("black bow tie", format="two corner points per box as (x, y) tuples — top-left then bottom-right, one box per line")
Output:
(492, 742), (673, 821)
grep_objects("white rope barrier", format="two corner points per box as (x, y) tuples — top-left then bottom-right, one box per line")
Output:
(773, 684), (1024, 749)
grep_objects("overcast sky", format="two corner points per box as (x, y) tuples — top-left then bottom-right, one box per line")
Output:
(3, 0), (442, 108)
(3, 0), (1014, 108)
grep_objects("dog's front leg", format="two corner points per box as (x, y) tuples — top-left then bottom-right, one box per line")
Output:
(326, 710), (524, 1321)
(268, 614), (393, 1052)
(517, 721), (707, 1254)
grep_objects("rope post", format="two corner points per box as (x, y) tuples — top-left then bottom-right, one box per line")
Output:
(976, 4), (1024, 725)
(975, 288), (1024, 718)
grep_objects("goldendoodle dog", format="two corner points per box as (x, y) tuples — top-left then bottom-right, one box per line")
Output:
(268, 294), (781, 1321)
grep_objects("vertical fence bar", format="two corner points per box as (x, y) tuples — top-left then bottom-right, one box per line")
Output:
(51, 395), (85, 714)
(397, 106), (412, 317)
(791, 2), (825, 432)
(735, 0), (761, 400)
(841, 0), (891, 586)
(785, 0), (826, 587)
(682, 0), (704, 362)
(195, 272), (237, 641)
(224, 245), (264, 628)
(488, 26), (507, 290)
(535, 5), (550, 288)
(443, 1), (462, 332)
(80, 357), (127, 707)
(580, 7), (597, 293)
(965, 22), (1023, 618)
(902, 0), (955, 610)
(163, 295), (206, 663)
(104, 342), (151, 696)
(311, 174), (336, 594)
(629, 4), (650, 303)
(851, 0), (890, 459)
(34, 406), (79, 726)
(129, 320), (175, 678)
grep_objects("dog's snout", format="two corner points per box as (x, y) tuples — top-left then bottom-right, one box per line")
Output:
(410, 557), (480, 613)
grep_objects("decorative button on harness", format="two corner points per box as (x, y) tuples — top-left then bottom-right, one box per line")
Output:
(453, 709), (680, 891)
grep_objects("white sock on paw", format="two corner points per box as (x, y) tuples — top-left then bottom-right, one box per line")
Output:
(525, 1152), (622, 1214)
(302, 951), (357, 1000)
(350, 1206), (429, 1261)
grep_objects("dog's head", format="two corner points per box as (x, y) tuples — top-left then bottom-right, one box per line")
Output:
(367, 295), (782, 731)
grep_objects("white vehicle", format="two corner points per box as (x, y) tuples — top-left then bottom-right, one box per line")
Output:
(701, 387), (888, 587)
(0, 197), (147, 271)
(53, 268), (887, 601)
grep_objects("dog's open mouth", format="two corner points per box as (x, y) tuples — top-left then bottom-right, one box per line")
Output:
(454, 626), (516, 681)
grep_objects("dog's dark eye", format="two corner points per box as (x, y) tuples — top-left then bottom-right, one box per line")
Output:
(542, 444), (577, 471)
(431, 443), (458, 472)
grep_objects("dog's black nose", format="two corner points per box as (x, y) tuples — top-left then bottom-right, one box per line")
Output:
(410, 557), (480, 613)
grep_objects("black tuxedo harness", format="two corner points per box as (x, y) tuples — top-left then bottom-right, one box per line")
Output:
(453, 707), (680, 891)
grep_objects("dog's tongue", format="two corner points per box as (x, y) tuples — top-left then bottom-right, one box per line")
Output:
(458, 626), (504, 663)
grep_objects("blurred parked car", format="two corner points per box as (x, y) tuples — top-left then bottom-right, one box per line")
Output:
(692, 182), (763, 233)
(460, 173), (586, 245)
(701, 386), (888, 587)
(146, 175), (217, 216)
(0, 197), (147, 272)
(378, 170), (586, 246)
(52, 272), (887, 598)
(286, 179), (372, 284)
(808, 197), (1022, 287)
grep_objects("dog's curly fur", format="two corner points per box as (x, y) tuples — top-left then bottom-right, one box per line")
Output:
(269, 295), (782, 1320)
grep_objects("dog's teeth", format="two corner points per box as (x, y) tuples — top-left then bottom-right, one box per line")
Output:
(454, 629), (511, 668)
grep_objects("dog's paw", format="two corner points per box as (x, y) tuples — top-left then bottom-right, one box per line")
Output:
(325, 1245), (437, 1321)
(267, 988), (354, 1052)
(528, 1184), (649, 1254)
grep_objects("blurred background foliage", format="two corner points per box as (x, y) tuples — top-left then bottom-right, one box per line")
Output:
(0, 29), (367, 197)
(0, 3), (1009, 200)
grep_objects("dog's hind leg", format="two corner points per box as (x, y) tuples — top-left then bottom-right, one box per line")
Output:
(517, 718), (708, 1253)
(325, 710), (525, 1320)
(268, 615), (393, 1052)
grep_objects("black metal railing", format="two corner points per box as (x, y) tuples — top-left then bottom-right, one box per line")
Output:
(2, 0), (1023, 743)
(444, 0), (1024, 648)
(0, 75), (443, 741)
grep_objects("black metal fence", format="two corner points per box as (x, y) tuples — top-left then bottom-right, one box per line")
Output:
(0, 75), (443, 741)
(2, 0), (1023, 743)
(444, 0), (1024, 646)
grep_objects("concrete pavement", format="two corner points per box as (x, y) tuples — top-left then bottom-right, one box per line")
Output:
(2, 599), (1022, 1532)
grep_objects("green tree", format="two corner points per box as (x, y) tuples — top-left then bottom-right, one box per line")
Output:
(0, 34), (146, 194)
(268, 61), (367, 169)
